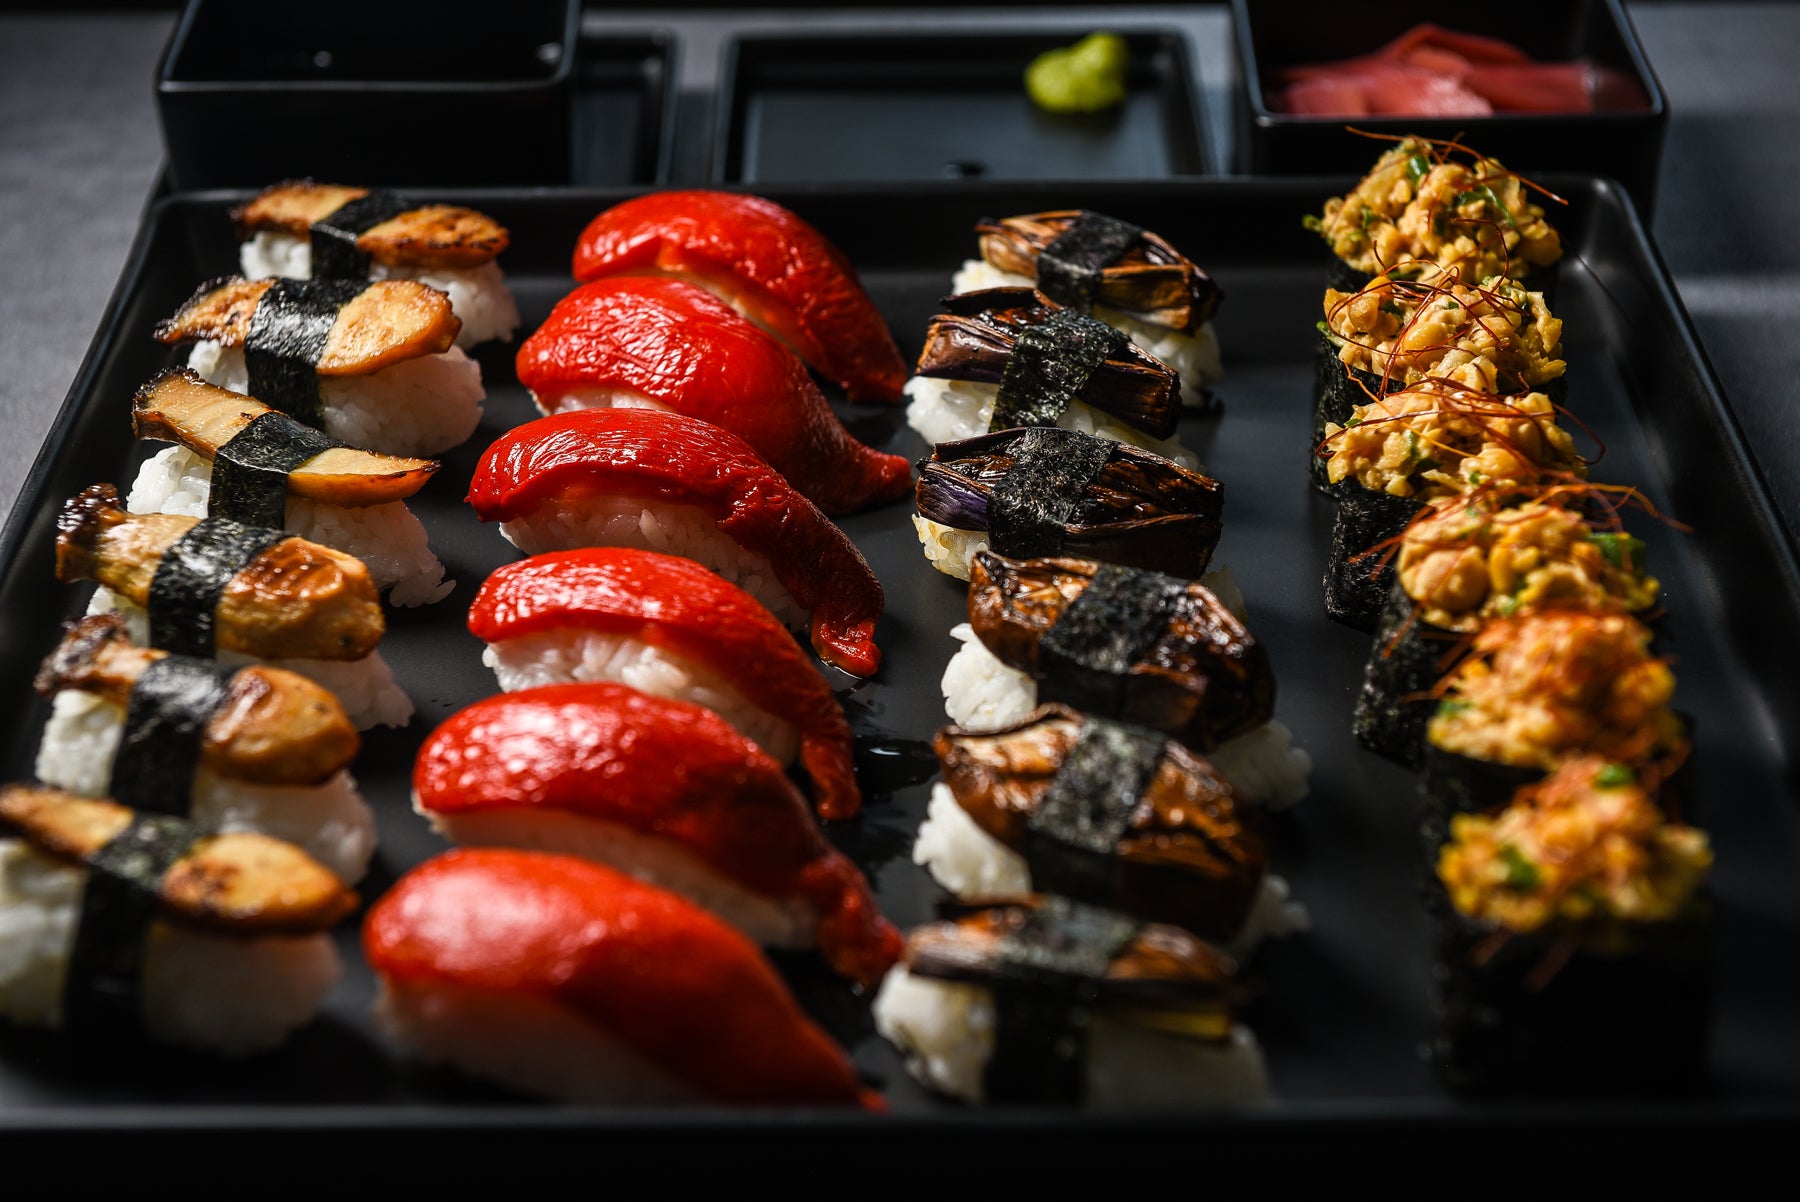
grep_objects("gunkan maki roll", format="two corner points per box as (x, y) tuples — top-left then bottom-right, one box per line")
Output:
(1313, 270), (1566, 492)
(1305, 135), (1565, 295)
(1431, 756), (1712, 1095)
(1321, 385), (1586, 629)
(1355, 490), (1662, 767)
(1420, 609), (1687, 843)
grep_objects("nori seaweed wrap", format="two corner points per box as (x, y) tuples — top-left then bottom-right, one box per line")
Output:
(1429, 757), (1713, 1095)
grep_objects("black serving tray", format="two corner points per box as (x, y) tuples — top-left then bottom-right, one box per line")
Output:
(1230, 0), (1669, 208)
(714, 30), (1205, 183)
(571, 31), (678, 186)
(1, 181), (1797, 1164)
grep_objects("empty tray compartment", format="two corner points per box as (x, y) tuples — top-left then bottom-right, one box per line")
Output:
(573, 31), (678, 185)
(715, 30), (1205, 184)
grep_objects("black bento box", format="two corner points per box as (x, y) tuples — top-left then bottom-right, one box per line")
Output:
(155, 0), (582, 189)
(1229, 0), (1668, 207)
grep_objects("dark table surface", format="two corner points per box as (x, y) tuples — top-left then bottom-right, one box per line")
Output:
(1, 3), (1796, 530)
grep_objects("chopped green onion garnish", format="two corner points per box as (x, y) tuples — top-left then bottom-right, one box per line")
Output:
(1436, 697), (1472, 717)
(1595, 763), (1636, 789)
(1589, 531), (1648, 570)
(1406, 154), (1432, 186)
(1466, 469), (1485, 484)
(1302, 213), (1324, 233)
(1343, 416), (1362, 428)
(1452, 185), (1520, 232)
(1499, 844), (1541, 891)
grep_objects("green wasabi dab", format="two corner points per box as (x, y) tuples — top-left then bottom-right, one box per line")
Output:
(1025, 32), (1129, 114)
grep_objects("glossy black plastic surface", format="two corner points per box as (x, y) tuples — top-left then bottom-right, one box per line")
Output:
(0, 181), (1795, 1143)
(714, 31), (1205, 183)
(1230, 0), (1669, 207)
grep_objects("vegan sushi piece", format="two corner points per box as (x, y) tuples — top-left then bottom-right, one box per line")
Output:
(467, 408), (885, 677)
(951, 209), (1225, 406)
(60, 484), (411, 730)
(31, 615), (375, 882)
(156, 275), (485, 457)
(911, 426), (1222, 581)
(468, 548), (864, 821)
(571, 189), (906, 403)
(128, 368), (450, 606)
(413, 683), (900, 985)
(514, 277), (912, 515)
(872, 896), (1269, 1107)
(365, 848), (877, 1107)
(1321, 385), (1586, 629)
(0, 785), (353, 1055)
(1354, 490), (1661, 767)
(914, 706), (1307, 951)
(1313, 269), (1565, 491)
(1431, 756), (1712, 1094)
(905, 288), (1196, 467)
(1421, 609), (1686, 834)
(1306, 135), (1564, 293)
(232, 181), (520, 347)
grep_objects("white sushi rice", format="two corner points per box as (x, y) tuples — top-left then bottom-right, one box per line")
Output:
(424, 808), (815, 951)
(904, 376), (1200, 469)
(912, 515), (1245, 598)
(35, 690), (377, 883)
(187, 340), (484, 459)
(912, 783), (1308, 956)
(240, 230), (522, 348)
(0, 840), (341, 1055)
(872, 964), (1270, 1107)
(939, 623), (1310, 809)
(375, 979), (700, 1104)
(482, 629), (801, 766)
(529, 385), (669, 418)
(125, 445), (451, 607)
(498, 499), (810, 634)
(950, 259), (1223, 406)
(89, 590), (415, 731)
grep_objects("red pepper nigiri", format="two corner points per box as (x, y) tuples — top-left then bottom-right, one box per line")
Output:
(468, 547), (864, 820)
(365, 848), (878, 1108)
(571, 190), (906, 403)
(467, 408), (885, 678)
(414, 683), (900, 983)
(516, 277), (911, 515)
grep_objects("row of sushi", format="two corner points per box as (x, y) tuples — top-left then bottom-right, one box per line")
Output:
(1310, 135), (1712, 1093)
(864, 211), (1317, 1106)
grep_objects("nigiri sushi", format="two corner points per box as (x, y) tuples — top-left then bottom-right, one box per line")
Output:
(156, 276), (484, 457)
(413, 683), (898, 984)
(904, 288), (1196, 466)
(571, 189), (905, 402)
(952, 209), (1225, 406)
(61, 485), (412, 730)
(467, 408), (885, 677)
(365, 848), (877, 1107)
(914, 706), (1306, 952)
(32, 615), (376, 882)
(872, 896), (1269, 1107)
(233, 181), (520, 347)
(469, 548), (863, 820)
(0, 784), (353, 1054)
(912, 426), (1222, 580)
(129, 368), (450, 606)
(516, 277), (912, 515)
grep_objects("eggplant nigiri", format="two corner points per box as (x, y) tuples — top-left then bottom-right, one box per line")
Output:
(365, 849), (878, 1107)
(467, 408), (885, 677)
(571, 190), (906, 403)
(516, 277), (912, 515)
(413, 683), (899, 984)
(468, 548), (864, 820)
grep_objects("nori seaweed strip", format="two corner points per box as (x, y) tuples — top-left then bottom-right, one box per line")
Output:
(1036, 212), (1144, 311)
(309, 190), (412, 278)
(983, 899), (1140, 1104)
(243, 279), (366, 427)
(106, 656), (235, 815)
(211, 412), (340, 529)
(991, 309), (1128, 430)
(146, 517), (289, 657)
(1352, 580), (1462, 769)
(1324, 486), (1428, 631)
(986, 428), (1115, 558)
(1022, 717), (1167, 903)
(61, 814), (196, 1038)
(1038, 564), (1186, 713)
